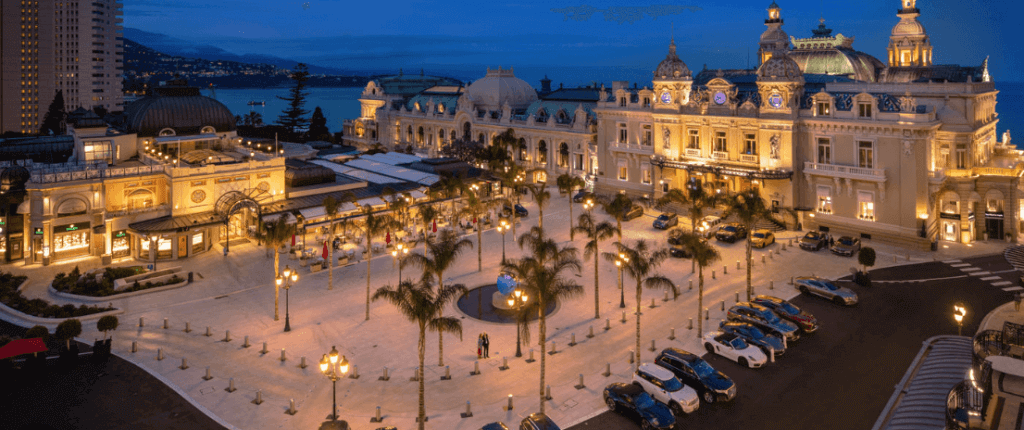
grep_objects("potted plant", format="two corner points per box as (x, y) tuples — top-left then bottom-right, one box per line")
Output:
(55, 319), (82, 367)
(24, 325), (49, 370)
(856, 247), (876, 286)
(95, 315), (118, 359)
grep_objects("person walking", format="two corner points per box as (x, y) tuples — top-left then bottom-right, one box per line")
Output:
(1015, 291), (1022, 312)
(482, 332), (490, 358)
(477, 334), (483, 359)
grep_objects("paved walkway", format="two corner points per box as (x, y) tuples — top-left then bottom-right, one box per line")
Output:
(1, 193), (1015, 430)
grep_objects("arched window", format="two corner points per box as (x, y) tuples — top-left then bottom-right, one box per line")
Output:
(536, 109), (549, 123)
(462, 122), (471, 140)
(56, 198), (88, 217)
(126, 189), (154, 211)
(438, 129), (445, 142)
(518, 138), (527, 161)
(158, 128), (175, 137)
(417, 126), (425, 145)
(538, 140), (548, 164)
(559, 142), (569, 167)
(478, 133), (485, 143)
(200, 126), (216, 134)
(407, 126), (413, 142)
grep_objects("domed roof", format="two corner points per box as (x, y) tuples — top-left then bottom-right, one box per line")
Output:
(760, 26), (789, 44)
(465, 67), (538, 111)
(124, 80), (236, 137)
(654, 40), (691, 80)
(757, 51), (803, 80)
(788, 48), (885, 82)
(892, 18), (926, 37)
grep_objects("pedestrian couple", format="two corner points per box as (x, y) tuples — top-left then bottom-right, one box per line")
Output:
(477, 333), (490, 358)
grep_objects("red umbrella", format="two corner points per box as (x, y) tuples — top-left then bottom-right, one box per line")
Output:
(322, 241), (329, 260)
(385, 232), (391, 245)
(291, 234), (296, 247)
(432, 220), (437, 233)
(473, 217), (477, 224)
(0, 338), (46, 360)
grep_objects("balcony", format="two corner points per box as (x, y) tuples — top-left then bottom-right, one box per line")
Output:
(608, 141), (654, 155)
(712, 151), (728, 160)
(739, 154), (758, 164)
(804, 161), (886, 183)
(684, 148), (701, 158)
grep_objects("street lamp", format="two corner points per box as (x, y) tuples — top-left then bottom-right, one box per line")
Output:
(497, 219), (509, 264)
(615, 252), (629, 308)
(391, 243), (409, 283)
(507, 287), (529, 357)
(276, 266), (299, 332)
(954, 303), (967, 336)
(150, 236), (158, 271)
(319, 345), (349, 422)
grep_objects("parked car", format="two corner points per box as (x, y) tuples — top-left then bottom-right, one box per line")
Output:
(830, 236), (861, 257)
(751, 295), (819, 333)
(669, 244), (692, 259)
(653, 348), (737, 405)
(603, 382), (676, 430)
(794, 276), (858, 306)
(696, 215), (723, 238)
(572, 191), (594, 203)
(631, 363), (700, 416)
(481, 423), (511, 430)
(702, 331), (768, 368)
(520, 413), (560, 430)
(653, 213), (679, 230)
(623, 204), (645, 221)
(726, 302), (800, 342)
(715, 223), (748, 243)
(799, 231), (828, 251)
(750, 229), (775, 248)
(667, 229), (686, 246)
(503, 204), (529, 217)
(719, 321), (786, 358)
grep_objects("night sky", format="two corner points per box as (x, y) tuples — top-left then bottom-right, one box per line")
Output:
(124, 0), (1018, 83)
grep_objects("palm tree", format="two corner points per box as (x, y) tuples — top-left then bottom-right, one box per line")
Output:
(601, 193), (633, 241)
(525, 182), (551, 231)
(403, 229), (473, 367)
(721, 190), (785, 301)
(458, 188), (495, 272)
(416, 198), (440, 254)
(573, 212), (619, 319)
(437, 175), (464, 227)
(358, 207), (396, 321)
(679, 232), (721, 336)
(502, 226), (583, 414)
(658, 187), (720, 273)
(556, 173), (586, 241)
(323, 192), (355, 291)
(607, 240), (675, 368)
(373, 277), (465, 430)
(256, 216), (295, 321)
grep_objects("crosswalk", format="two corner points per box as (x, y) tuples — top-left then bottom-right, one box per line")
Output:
(943, 258), (1022, 291)
(1005, 246), (1024, 272)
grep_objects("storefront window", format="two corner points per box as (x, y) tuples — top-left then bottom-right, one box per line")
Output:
(53, 223), (90, 259)
(192, 232), (205, 254)
(112, 230), (130, 258)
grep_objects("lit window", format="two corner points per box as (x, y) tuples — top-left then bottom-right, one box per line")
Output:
(817, 101), (830, 116)
(744, 134), (757, 155)
(617, 160), (628, 181)
(688, 129), (700, 149)
(641, 163), (652, 184)
(816, 186), (833, 214)
(858, 191), (875, 221)
(858, 141), (874, 169)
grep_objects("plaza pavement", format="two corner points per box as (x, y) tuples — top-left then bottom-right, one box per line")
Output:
(0, 193), (1013, 430)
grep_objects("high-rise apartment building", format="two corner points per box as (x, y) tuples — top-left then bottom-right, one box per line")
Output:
(1, 0), (123, 135)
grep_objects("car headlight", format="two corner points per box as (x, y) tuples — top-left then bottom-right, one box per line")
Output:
(651, 418), (660, 426)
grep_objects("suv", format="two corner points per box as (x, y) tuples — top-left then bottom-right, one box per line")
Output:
(799, 231), (828, 251)
(654, 348), (736, 405)
(632, 363), (700, 416)
(726, 302), (800, 342)
(715, 223), (748, 243)
(624, 204), (644, 221)
(519, 413), (560, 430)
(696, 215), (722, 238)
(653, 213), (679, 230)
(751, 295), (818, 333)
(830, 236), (861, 257)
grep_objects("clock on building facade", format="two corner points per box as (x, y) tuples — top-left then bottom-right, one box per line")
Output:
(660, 91), (672, 104)
(713, 91), (727, 105)
(768, 93), (784, 109)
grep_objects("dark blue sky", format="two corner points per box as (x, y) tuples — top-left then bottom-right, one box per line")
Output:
(124, 0), (1018, 85)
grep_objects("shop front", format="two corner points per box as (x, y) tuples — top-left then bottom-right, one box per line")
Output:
(112, 230), (131, 258)
(53, 222), (91, 261)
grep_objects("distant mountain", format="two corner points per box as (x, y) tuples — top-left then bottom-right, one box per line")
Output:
(123, 28), (346, 75)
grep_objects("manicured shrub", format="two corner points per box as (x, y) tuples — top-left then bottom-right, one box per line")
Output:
(97, 315), (118, 340)
(858, 247), (876, 271)
(25, 325), (49, 343)
(0, 270), (111, 318)
(55, 319), (82, 350)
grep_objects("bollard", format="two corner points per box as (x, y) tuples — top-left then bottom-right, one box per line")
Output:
(621, 311), (627, 323)
(712, 270), (716, 279)
(688, 318), (693, 330)
(280, 348), (286, 362)
(223, 330), (231, 342)
(776, 247), (781, 255)
(203, 366), (213, 381)
(689, 280), (693, 291)
(506, 394), (514, 411)
(545, 385), (553, 400)
(782, 243), (787, 251)
(705, 308), (710, 320)
(131, 341), (137, 353)
(180, 357), (189, 370)
(721, 300), (725, 311)
(663, 289), (670, 302)
(286, 398), (297, 415)
(789, 276), (794, 285)
(379, 367), (390, 381)
(735, 291), (740, 302)
(649, 298), (657, 309)
(157, 348), (164, 361)
(550, 341), (557, 355)
(628, 350), (634, 364)
(788, 238), (793, 246)
(410, 366), (419, 381)
(770, 280), (774, 290)
(299, 356), (307, 369)
(604, 318), (611, 331)
(139, 317), (144, 328)
(603, 363), (612, 377)
(575, 373), (586, 390)
(461, 401), (473, 418)
(569, 333), (577, 347)
(499, 357), (509, 371)
(350, 365), (360, 379)
(252, 389), (263, 405)
(769, 346), (775, 363)
(737, 260), (741, 270)
(526, 348), (535, 363)
(225, 377), (237, 393)
(669, 328), (676, 340)
(163, 318), (169, 329)
(762, 255), (766, 264)
(471, 361), (480, 376)
(261, 342), (269, 354)
(649, 339), (656, 352)
(184, 322), (192, 333)
(204, 326), (211, 337)
(243, 336), (250, 348)
(587, 326), (594, 338)
(723, 265), (728, 275)
(441, 365), (451, 380)
(373, 406), (382, 422)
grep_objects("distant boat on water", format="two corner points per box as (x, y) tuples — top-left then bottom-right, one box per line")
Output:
(247, 100), (266, 106)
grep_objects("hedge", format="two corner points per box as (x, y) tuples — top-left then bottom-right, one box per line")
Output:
(0, 271), (113, 318)
(51, 266), (146, 297)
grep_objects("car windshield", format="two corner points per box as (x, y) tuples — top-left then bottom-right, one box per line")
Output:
(804, 232), (821, 240)
(761, 310), (780, 322)
(745, 326), (765, 339)
(657, 215), (670, 221)
(752, 233), (765, 238)
(729, 338), (748, 349)
(820, 281), (838, 291)
(778, 301), (800, 315)
(691, 359), (715, 378)
(722, 226), (737, 232)
(838, 238), (856, 246)
(661, 376), (684, 392)
(635, 392), (655, 409)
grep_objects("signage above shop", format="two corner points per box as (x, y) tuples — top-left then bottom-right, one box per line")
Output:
(54, 222), (90, 233)
(33, 228), (43, 235)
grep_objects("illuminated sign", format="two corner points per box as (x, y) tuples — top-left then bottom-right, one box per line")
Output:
(33, 228), (43, 235)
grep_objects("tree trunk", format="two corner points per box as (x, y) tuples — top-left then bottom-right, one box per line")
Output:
(594, 245), (600, 319)
(539, 298), (547, 414)
(477, 220), (482, 272)
(365, 237), (372, 321)
(418, 323), (426, 430)
(328, 220), (334, 290)
(635, 280), (642, 369)
(697, 266), (704, 337)
(274, 248), (280, 321)
(746, 232), (753, 301)
(539, 206), (543, 231)
(438, 275), (445, 367)
(691, 219), (697, 274)
(568, 196), (575, 241)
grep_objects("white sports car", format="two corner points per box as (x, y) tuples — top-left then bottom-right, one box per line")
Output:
(702, 331), (769, 368)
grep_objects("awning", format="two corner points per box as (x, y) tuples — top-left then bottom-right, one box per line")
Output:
(409, 190), (428, 201)
(262, 212), (296, 224)
(356, 197), (387, 208)
(16, 200), (30, 214)
(339, 202), (359, 214)
(299, 206), (327, 222)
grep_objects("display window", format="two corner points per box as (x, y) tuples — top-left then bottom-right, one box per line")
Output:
(112, 230), (130, 258)
(140, 237), (173, 260)
(53, 222), (91, 259)
(192, 232), (205, 254)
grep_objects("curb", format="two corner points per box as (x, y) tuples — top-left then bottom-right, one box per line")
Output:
(0, 300), (124, 329)
(48, 280), (191, 303)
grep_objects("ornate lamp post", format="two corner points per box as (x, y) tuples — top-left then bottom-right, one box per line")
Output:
(276, 266), (298, 332)
(507, 287), (528, 357)
(319, 346), (349, 422)
(497, 219), (509, 264)
(615, 252), (629, 309)
(149, 236), (158, 271)
(391, 242), (409, 283)
(954, 303), (967, 336)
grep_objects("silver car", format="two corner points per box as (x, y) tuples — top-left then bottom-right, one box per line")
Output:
(794, 276), (858, 306)
(830, 236), (861, 257)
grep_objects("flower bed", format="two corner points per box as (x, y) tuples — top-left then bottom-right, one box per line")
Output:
(0, 271), (113, 318)
(51, 266), (147, 297)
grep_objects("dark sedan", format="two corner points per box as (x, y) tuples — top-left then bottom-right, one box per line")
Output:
(603, 382), (676, 430)
(669, 244), (692, 259)
(654, 348), (737, 405)
(503, 204), (529, 217)
(480, 423), (510, 430)
(624, 204), (645, 221)
(653, 213), (679, 230)
(573, 191), (594, 203)
(726, 302), (800, 342)
(799, 231), (828, 251)
(715, 223), (748, 243)
(520, 413), (561, 430)
(719, 321), (786, 358)
(752, 295), (819, 333)
(831, 236), (861, 257)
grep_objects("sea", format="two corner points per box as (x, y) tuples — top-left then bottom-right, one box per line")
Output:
(205, 81), (1024, 145)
